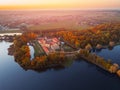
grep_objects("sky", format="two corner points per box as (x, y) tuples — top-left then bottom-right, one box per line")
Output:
(0, 0), (120, 10)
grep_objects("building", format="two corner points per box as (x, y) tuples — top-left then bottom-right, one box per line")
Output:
(38, 37), (60, 55)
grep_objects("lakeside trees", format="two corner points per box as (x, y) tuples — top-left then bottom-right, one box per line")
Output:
(56, 23), (120, 49)
(8, 23), (120, 73)
(77, 49), (112, 71)
(12, 32), (68, 70)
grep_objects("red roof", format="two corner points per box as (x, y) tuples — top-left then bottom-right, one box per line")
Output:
(52, 38), (58, 42)
(39, 39), (45, 44)
(43, 47), (49, 53)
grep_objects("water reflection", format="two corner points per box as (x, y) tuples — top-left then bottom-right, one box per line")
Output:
(8, 43), (76, 73)
(7, 41), (120, 74)
(91, 46), (115, 53)
(34, 65), (65, 73)
(95, 45), (120, 64)
(108, 46), (114, 50)
(14, 58), (74, 73)
(1, 41), (120, 90)
(29, 45), (34, 60)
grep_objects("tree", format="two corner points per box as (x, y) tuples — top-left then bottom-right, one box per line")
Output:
(85, 44), (92, 51)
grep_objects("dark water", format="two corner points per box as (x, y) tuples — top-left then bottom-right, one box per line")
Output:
(0, 41), (120, 90)
(95, 46), (120, 65)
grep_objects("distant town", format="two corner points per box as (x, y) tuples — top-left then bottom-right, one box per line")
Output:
(0, 10), (120, 31)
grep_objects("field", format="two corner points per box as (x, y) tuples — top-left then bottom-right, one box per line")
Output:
(56, 44), (75, 52)
(0, 30), (22, 33)
(32, 40), (46, 56)
(29, 20), (90, 31)
(1, 10), (120, 31)
(63, 44), (75, 52)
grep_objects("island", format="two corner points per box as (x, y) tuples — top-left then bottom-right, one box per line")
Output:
(8, 23), (120, 76)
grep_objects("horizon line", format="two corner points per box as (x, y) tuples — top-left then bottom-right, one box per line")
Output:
(0, 8), (120, 11)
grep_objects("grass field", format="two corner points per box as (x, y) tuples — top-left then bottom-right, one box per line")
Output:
(63, 44), (75, 52)
(32, 40), (46, 56)
(55, 44), (75, 52)
(29, 20), (90, 31)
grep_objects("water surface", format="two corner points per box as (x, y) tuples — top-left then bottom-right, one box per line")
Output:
(0, 41), (120, 90)
(29, 45), (34, 60)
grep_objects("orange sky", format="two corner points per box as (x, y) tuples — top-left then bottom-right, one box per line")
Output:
(0, 0), (120, 10)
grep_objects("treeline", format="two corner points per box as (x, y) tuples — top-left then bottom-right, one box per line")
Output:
(30, 52), (67, 69)
(76, 49), (119, 73)
(13, 32), (37, 67)
(56, 23), (120, 49)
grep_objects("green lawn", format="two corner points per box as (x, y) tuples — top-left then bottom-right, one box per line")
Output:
(63, 44), (75, 52)
(32, 40), (46, 56)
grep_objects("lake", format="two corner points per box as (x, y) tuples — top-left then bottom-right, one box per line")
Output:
(0, 41), (120, 90)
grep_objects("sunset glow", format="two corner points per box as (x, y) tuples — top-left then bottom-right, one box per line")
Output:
(0, 0), (120, 10)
